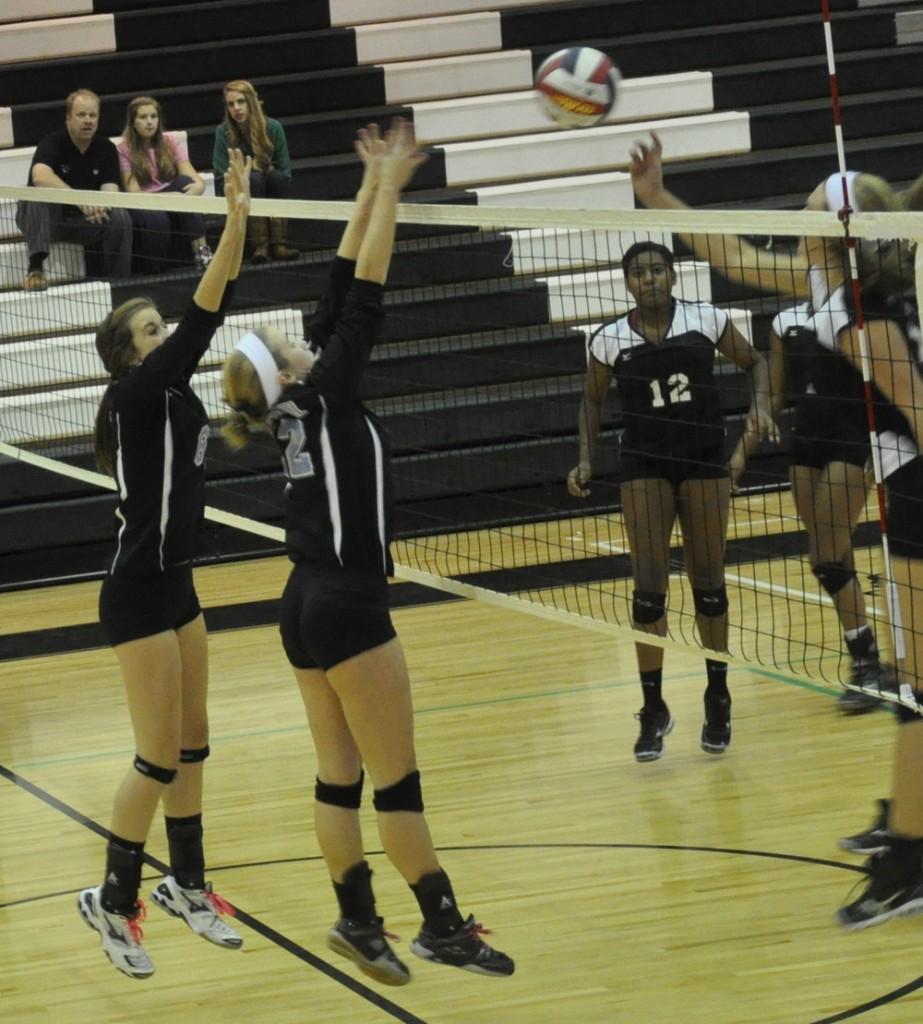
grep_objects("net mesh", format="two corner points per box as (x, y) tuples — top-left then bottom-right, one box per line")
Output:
(2, 184), (922, 697)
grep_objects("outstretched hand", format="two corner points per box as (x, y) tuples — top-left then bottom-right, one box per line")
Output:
(628, 131), (664, 204)
(355, 123), (386, 195)
(224, 148), (251, 221)
(377, 118), (428, 193)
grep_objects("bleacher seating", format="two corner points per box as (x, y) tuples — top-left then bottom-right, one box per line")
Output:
(3, 0), (923, 586)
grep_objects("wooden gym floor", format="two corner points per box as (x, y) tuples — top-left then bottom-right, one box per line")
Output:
(1, 545), (921, 1024)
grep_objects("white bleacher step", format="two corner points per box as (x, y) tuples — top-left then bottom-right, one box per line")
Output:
(355, 12), (501, 65)
(0, 240), (84, 289)
(0, 279), (110, 339)
(442, 112), (751, 188)
(504, 228), (671, 276)
(1, 309), (304, 391)
(0, 381), (103, 443)
(539, 260), (713, 324)
(383, 49), (535, 104)
(412, 73), (714, 144)
(475, 171), (636, 210)
(330, 0), (556, 25)
(0, 108), (11, 150)
(0, 13), (114, 65)
(2, 2), (93, 26)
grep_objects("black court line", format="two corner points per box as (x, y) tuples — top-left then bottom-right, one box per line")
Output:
(0, 762), (427, 1024)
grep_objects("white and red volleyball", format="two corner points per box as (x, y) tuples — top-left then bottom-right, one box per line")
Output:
(534, 46), (620, 128)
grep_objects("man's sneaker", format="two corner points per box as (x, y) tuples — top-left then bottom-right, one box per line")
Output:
(633, 705), (673, 762)
(835, 849), (923, 930)
(410, 915), (514, 977)
(150, 876), (242, 948)
(326, 917), (410, 986)
(840, 799), (891, 856)
(194, 244), (213, 270)
(701, 692), (732, 754)
(77, 886), (154, 979)
(22, 269), (48, 291)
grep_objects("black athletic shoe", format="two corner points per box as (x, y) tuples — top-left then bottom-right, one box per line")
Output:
(838, 659), (888, 712)
(410, 915), (514, 977)
(327, 917), (410, 986)
(633, 705), (674, 762)
(701, 692), (732, 754)
(835, 849), (923, 930)
(840, 799), (891, 856)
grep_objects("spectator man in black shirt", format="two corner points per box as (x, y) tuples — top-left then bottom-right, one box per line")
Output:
(16, 88), (132, 290)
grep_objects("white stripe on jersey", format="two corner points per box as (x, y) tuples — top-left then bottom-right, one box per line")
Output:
(364, 414), (388, 574)
(111, 413), (129, 571)
(159, 393), (174, 572)
(590, 301), (729, 365)
(771, 302), (812, 338)
(318, 396), (344, 566)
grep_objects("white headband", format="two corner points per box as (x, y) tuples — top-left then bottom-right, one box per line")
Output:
(824, 171), (860, 215)
(234, 331), (282, 408)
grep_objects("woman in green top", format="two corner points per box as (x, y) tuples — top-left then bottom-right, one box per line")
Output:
(214, 79), (297, 263)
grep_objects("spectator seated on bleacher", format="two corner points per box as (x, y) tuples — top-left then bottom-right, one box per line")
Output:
(214, 79), (297, 263)
(16, 88), (132, 291)
(117, 96), (213, 275)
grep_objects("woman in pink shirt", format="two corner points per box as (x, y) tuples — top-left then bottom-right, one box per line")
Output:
(118, 96), (212, 273)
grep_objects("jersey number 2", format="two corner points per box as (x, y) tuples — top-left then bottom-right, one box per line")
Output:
(278, 416), (315, 479)
(650, 372), (692, 408)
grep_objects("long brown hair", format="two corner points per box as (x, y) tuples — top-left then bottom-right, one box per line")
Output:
(222, 80), (274, 172)
(93, 297), (155, 473)
(122, 96), (177, 188)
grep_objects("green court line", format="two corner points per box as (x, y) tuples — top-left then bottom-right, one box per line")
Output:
(8, 666), (846, 772)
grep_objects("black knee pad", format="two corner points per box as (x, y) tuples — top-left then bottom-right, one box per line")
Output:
(315, 771), (364, 809)
(896, 702), (923, 725)
(632, 589), (666, 625)
(373, 770), (424, 813)
(180, 745), (210, 764)
(812, 561), (855, 597)
(693, 586), (729, 618)
(133, 754), (177, 785)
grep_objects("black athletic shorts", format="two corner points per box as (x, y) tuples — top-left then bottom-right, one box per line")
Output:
(620, 441), (728, 487)
(888, 456), (923, 560)
(790, 431), (870, 470)
(279, 562), (397, 671)
(99, 564), (202, 646)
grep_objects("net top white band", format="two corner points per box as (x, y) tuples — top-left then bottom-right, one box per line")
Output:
(824, 171), (859, 214)
(234, 332), (282, 408)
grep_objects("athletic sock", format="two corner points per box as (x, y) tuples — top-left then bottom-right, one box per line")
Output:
(165, 813), (205, 890)
(845, 624), (877, 662)
(640, 668), (665, 710)
(411, 869), (465, 936)
(705, 659), (729, 699)
(332, 860), (377, 924)
(101, 834), (145, 915)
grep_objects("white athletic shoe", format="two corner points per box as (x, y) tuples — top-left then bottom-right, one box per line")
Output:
(150, 876), (243, 948)
(77, 886), (155, 979)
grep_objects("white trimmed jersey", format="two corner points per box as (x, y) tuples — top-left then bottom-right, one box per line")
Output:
(589, 299), (729, 458)
(268, 261), (394, 575)
(105, 300), (225, 576)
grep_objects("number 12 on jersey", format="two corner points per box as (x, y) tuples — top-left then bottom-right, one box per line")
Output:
(649, 372), (692, 408)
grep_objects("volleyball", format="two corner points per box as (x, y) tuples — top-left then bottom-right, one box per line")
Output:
(534, 46), (620, 128)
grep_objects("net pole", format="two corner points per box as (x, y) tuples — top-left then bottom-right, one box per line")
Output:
(820, 0), (903, 660)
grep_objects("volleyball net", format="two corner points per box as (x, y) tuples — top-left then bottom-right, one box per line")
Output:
(1, 183), (922, 698)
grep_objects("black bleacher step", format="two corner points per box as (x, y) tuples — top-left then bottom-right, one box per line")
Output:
(11, 67), (389, 148)
(362, 324), (587, 400)
(661, 133), (923, 208)
(527, 10), (896, 79)
(184, 103), (414, 168)
(749, 88), (923, 150)
(502, 0), (859, 48)
(288, 148), (449, 200)
(713, 45), (923, 110)
(95, 0), (231, 11)
(0, 28), (360, 107)
(112, 0), (331, 51)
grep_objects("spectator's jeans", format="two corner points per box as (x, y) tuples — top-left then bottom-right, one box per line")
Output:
(15, 197), (132, 278)
(129, 175), (207, 273)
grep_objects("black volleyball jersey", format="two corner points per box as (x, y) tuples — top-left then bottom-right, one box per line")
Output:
(589, 300), (729, 457)
(809, 277), (921, 477)
(105, 297), (228, 576)
(268, 260), (394, 575)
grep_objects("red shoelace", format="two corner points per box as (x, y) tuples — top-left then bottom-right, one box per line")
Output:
(204, 886), (237, 917)
(125, 900), (148, 943)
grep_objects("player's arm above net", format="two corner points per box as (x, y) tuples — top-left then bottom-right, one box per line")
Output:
(628, 131), (810, 301)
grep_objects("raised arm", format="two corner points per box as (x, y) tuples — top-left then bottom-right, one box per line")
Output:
(629, 132), (810, 301)
(193, 148), (249, 311)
